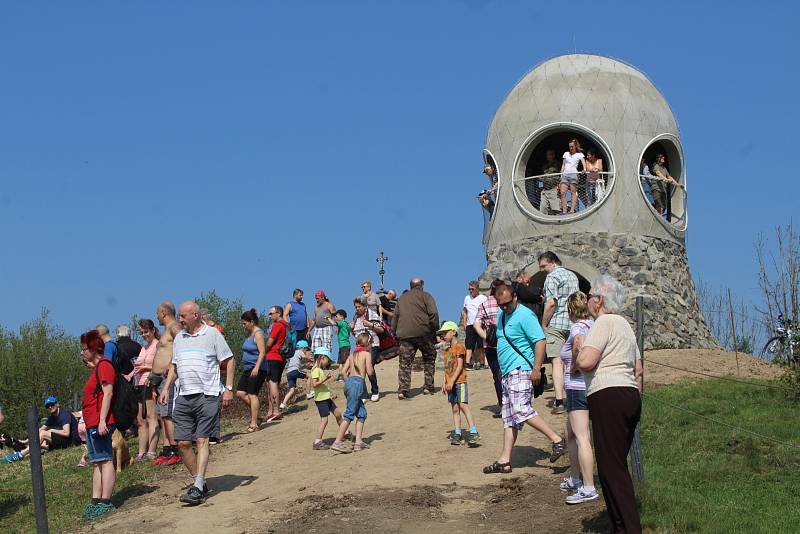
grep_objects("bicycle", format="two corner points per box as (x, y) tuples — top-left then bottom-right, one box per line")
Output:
(761, 313), (799, 365)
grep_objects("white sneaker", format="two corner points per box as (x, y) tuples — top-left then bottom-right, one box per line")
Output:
(305, 392), (315, 400)
(565, 486), (600, 505)
(279, 403), (287, 410)
(559, 476), (582, 492)
(370, 394), (380, 402)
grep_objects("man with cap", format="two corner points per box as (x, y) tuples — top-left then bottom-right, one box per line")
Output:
(3, 396), (81, 462)
(310, 290), (337, 353)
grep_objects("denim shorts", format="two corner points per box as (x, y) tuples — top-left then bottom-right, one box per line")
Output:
(566, 388), (588, 412)
(344, 376), (367, 422)
(86, 424), (115, 464)
(286, 369), (307, 389)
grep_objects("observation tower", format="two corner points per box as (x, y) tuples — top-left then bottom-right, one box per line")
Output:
(478, 54), (716, 349)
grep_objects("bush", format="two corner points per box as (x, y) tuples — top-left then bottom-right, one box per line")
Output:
(0, 310), (83, 436)
(778, 365), (800, 401)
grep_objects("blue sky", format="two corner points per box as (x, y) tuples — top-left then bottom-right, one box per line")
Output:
(1, 0), (796, 334)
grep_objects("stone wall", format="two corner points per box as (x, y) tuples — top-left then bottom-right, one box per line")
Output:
(478, 232), (719, 350)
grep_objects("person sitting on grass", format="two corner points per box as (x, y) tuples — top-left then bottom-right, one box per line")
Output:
(281, 340), (312, 410)
(437, 321), (479, 447)
(310, 347), (346, 450)
(4, 396), (81, 462)
(331, 333), (374, 453)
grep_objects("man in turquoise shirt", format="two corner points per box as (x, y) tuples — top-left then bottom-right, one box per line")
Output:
(483, 284), (566, 475)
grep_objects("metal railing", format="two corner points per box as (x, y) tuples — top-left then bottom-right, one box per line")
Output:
(513, 171), (615, 216)
(639, 174), (686, 226)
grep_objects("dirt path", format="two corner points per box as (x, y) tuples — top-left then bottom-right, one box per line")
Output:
(85, 350), (777, 534)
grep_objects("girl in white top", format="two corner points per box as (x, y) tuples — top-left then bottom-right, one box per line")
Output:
(559, 292), (598, 504)
(560, 138), (585, 214)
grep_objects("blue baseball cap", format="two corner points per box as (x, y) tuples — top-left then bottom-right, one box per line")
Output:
(296, 340), (309, 349)
(313, 346), (331, 357)
(44, 396), (58, 407)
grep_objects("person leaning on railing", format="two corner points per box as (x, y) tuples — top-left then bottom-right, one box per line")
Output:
(651, 153), (680, 222)
(539, 149), (562, 215)
(576, 275), (643, 534)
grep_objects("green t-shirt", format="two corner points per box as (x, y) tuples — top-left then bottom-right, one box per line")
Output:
(336, 320), (351, 348)
(311, 367), (332, 401)
(541, 161), (561, 190)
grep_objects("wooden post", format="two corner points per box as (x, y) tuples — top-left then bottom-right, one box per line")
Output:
(630, 296), (645, 485)
(728, 288), (741, 376)
(26, 406), (49, 533)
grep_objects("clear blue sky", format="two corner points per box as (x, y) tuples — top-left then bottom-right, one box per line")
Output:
(1, 1), (796, 334)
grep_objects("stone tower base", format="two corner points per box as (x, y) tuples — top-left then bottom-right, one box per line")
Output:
(479, 233), (718, 350)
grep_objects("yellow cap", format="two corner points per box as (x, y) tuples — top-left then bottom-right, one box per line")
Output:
(437, 321), (459, 334)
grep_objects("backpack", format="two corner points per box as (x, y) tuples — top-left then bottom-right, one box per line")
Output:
(114, 337), (142, 377)
(94, 359), (138, 432)
(277, 321), (294, 359)
(375, 320), (399, 361)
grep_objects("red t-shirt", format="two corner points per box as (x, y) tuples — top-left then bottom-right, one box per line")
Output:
(267, 320), (288, 361)
(82, 358), (116, 428)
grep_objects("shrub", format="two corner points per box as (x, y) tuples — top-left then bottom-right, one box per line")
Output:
(0, 310), (83, 435)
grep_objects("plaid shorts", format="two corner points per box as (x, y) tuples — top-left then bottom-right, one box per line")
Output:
(501, 368), (539, 429)
(311, 326), (334, 352)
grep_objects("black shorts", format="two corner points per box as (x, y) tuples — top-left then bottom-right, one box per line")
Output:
(134, 383), (155, 404)
(237, 369), (268, 395)
(465, 325), (481, 351)
(267, 360), (286, 383)
(49, 433), (76, 450)
(315, 399), (337, 418)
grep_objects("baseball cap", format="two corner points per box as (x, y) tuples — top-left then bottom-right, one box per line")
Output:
(44, 395), (58, 407)
(437, 321), (459, 334)
(313, 346), (331, 357)
(296, 340), (309, 349)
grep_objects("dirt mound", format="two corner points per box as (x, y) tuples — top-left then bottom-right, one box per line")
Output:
(644, 349), (782, 387)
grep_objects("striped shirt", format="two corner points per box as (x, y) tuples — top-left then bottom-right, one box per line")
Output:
(475, 296), (499, 349)
(172, 324), (233, 396)
(543, 266), (579, 331)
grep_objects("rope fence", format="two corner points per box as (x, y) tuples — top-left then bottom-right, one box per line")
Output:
(643, 392), (800, 450)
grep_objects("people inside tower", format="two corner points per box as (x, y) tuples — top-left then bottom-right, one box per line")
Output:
(478, 163), (497, 215)
(640, 161), (656, 207)
(560, 138), (585, 214)
(651, 153), (680, 222)
(583, 148), (604, 206)
(539, 149), (561, 215)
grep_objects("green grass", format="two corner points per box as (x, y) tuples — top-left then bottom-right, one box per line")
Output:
(0, 419), (241, 533)
(640, 379), (800, 533)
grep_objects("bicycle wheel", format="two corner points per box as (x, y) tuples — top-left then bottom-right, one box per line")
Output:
(761, 336), (788, 363)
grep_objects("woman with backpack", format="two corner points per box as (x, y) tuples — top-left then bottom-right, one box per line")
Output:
(263, 306), (290, 424)
(351, 296), (385, 402)
(80, 329), (117, 520)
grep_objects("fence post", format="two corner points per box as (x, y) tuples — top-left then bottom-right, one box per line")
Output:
(26, 406), (49, 534)
(727, 288), (741, 376)
(630, 296), (645, 485)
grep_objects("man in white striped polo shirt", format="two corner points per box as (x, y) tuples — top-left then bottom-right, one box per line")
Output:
(158, 300), (234, 505)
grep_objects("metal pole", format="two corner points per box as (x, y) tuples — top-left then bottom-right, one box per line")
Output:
(630, 296), (645, 485)
(728, 288), (741, 376)
(26, 406), (49, 533)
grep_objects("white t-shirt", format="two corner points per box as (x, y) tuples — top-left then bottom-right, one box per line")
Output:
(562, 151), (585, 174)
(463, 294), (488, 326)
(172, 324), (234, 396)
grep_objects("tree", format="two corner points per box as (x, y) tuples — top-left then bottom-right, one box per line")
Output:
(756, 224), (800, 336)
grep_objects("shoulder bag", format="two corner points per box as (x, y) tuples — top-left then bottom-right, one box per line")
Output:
(500, 312), (547, 398)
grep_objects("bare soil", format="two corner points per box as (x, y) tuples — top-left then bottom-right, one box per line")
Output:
(80, 350), (778, 534)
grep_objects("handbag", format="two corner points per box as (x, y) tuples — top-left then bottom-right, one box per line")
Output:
(481, 303), (498, 348)
(500, 312), (547, 398)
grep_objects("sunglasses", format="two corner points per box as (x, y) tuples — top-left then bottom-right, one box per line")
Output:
(497, 299), (514, 309)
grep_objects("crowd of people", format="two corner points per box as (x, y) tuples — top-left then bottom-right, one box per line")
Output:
(1, 266), (644, 532)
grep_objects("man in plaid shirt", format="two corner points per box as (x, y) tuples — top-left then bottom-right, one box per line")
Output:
(539, 251), (579, 414)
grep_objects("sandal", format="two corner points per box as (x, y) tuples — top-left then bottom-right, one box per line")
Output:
(354, 441), (370, 451)
(483, 461), (512, 474)
(246, 425), (259, 433)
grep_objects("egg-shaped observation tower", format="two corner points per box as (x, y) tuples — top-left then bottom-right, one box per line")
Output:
(478, 54), (716, 349)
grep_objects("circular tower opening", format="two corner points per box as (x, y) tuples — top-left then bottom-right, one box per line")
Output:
(513, 123), (615, 221)
(638, 134), (687, 230)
